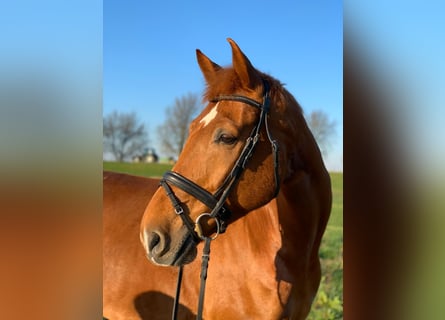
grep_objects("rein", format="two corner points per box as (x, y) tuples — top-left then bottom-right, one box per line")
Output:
(160, 79), (280, 320)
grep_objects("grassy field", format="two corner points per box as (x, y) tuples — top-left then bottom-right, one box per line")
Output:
(104, 162), (343, 319)
(308, 172), (343, 320)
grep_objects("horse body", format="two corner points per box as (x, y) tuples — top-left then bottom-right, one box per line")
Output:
(103, 171), (178, 319)
(104, 39), (331, 319)
(104, 171), (329, 319)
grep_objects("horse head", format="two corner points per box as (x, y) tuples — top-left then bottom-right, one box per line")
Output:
(140, 39), (306, 267)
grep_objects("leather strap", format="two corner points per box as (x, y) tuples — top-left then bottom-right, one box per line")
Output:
(196, 237), (211, 320)
(164, 79), (280, 320)
(159, 179), (200, 243)
(171, 266), (183, 320)
(161, 171), (231, 235)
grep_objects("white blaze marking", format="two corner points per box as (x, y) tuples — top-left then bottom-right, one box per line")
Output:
(199, 102), (219, 127)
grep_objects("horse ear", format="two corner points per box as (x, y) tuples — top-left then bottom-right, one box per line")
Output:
(227, 38), (261, 89)
(196, 49), (221, 84)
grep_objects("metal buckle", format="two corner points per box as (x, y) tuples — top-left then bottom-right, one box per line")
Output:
(195, 213), (220, 240)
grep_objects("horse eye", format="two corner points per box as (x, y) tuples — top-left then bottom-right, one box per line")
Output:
(217, 133), (237, 145)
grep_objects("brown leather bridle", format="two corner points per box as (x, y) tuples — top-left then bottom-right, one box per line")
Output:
(159, 79), (280, 320)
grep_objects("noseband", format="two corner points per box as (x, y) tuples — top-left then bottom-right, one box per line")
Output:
(160, 79), (279, 241)
(159, 79), (280, 319)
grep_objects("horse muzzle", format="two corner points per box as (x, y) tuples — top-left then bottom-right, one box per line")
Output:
(141, 226), (198, 267)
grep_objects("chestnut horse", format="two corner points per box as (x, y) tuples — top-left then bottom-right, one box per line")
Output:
(104, 39), (331, 320)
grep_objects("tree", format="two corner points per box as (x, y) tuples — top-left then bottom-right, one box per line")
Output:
(103, 111), (148, 162)
(306, 110), (336, 157)
(157, 93), (200, 158)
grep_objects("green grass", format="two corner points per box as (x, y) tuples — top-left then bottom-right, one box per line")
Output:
(104, 162), (343, 319)
(308, 172), (343, 320)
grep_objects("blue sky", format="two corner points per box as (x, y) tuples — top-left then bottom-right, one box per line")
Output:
(104, 0), (343, 171)
(2, 0), (443, 175)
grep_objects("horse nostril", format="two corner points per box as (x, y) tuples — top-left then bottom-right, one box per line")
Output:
(148, 232), (160, 252)
(148, 231), (170, 256)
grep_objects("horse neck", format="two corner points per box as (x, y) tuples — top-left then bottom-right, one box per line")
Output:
(216, 200), (282, 263)
(217, 185), (321, 271)
(268, 84), (332, 261)
(275, 118), (332, 265)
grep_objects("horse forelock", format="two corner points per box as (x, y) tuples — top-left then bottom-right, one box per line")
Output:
(202, 67), (261, 102)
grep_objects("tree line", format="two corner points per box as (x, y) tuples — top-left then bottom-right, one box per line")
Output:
(103, 93), (335, 162)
